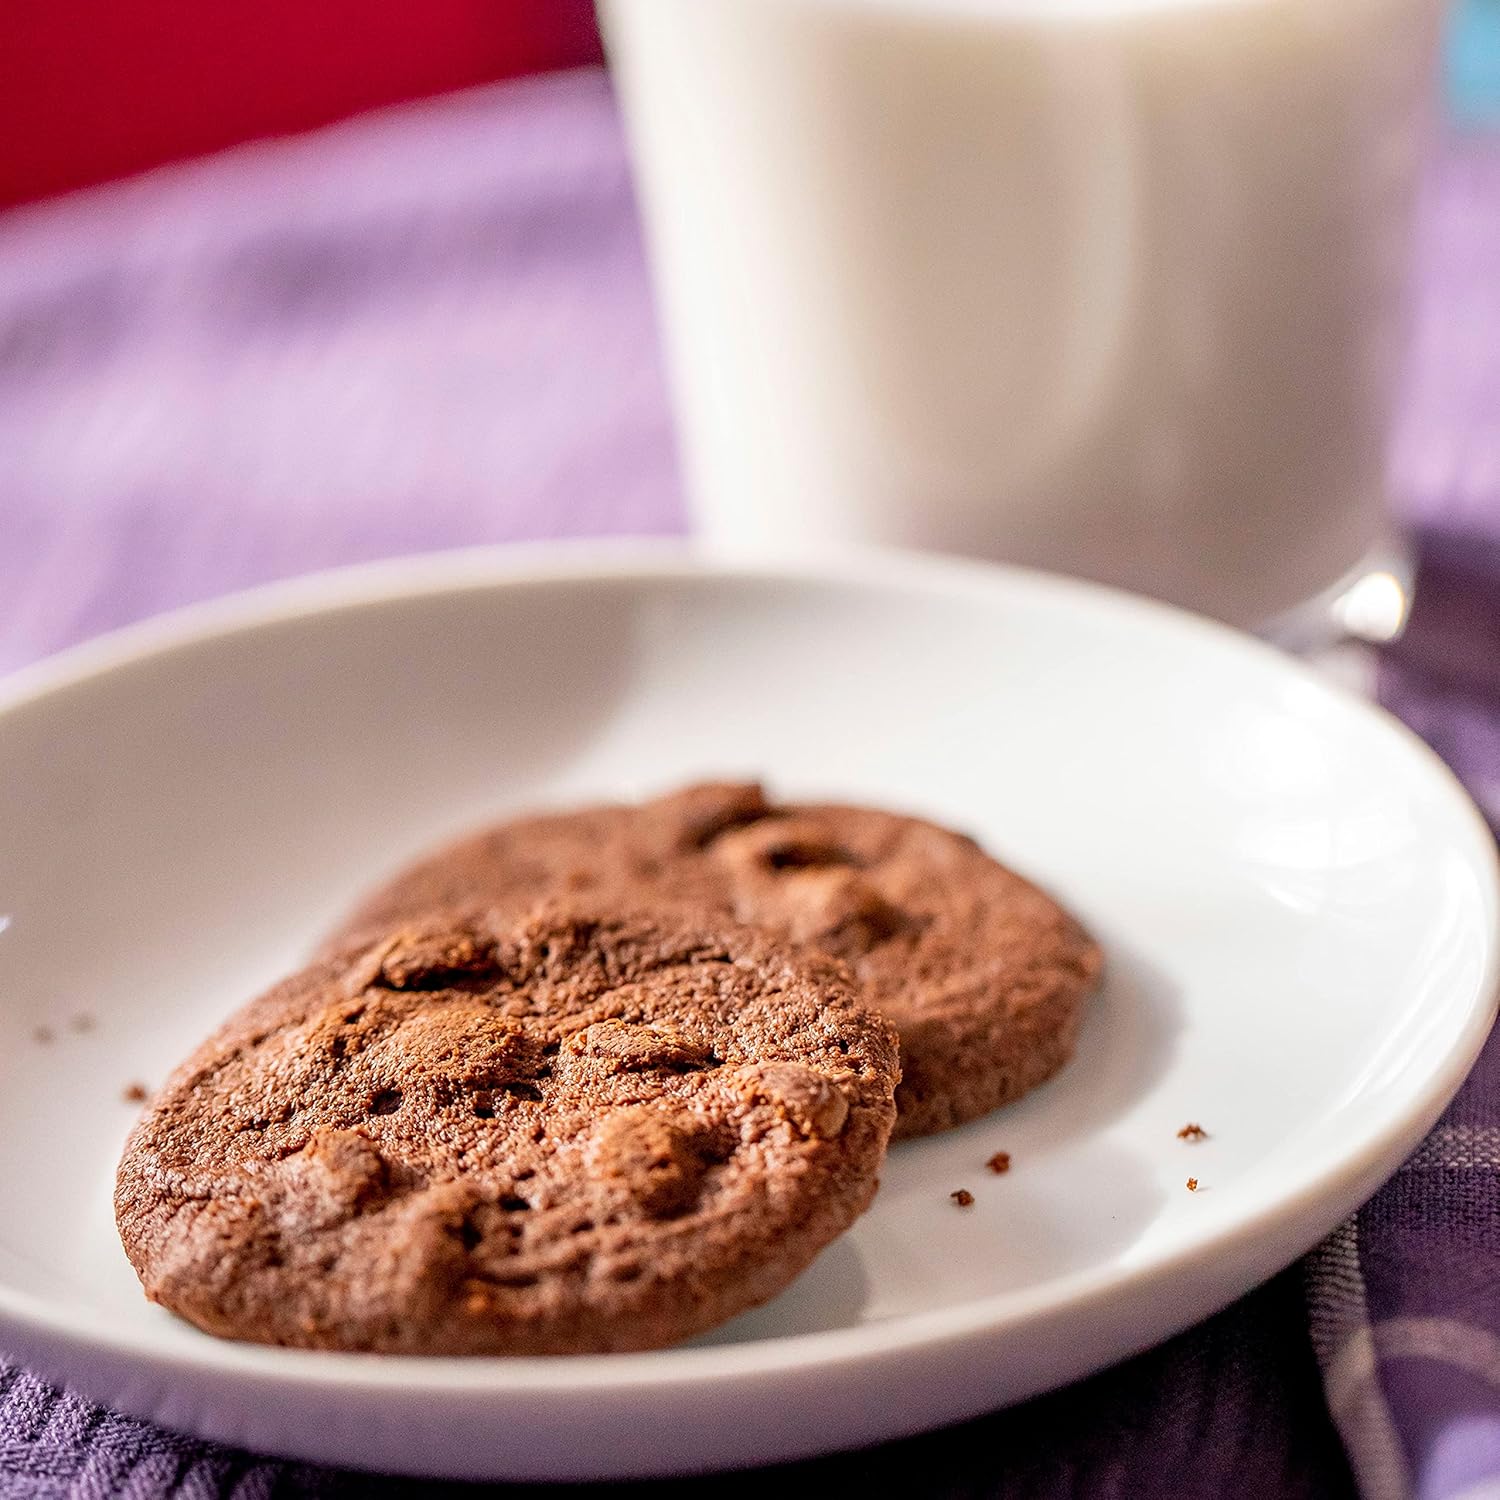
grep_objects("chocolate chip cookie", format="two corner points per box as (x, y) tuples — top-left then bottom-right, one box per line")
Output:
(116, 905), (899, 1354)
(323, 783), (1102, 1139)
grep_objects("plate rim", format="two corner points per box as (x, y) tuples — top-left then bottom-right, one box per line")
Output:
(1, 539), (1496, 1401)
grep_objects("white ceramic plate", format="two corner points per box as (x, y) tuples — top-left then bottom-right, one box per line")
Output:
(0, 545), (1494, 1481)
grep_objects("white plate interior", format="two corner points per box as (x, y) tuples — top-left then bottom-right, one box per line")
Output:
(0, 548), (1493, 1476)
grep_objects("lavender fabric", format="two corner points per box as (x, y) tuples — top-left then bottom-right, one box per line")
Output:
(0, 68), (1497, 1500)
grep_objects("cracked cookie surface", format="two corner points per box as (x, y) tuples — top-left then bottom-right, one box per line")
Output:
(323, 783), (1103, 1138)
(115, 905), (899, 1354)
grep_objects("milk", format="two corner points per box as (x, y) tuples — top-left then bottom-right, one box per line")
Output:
(602, 0), (1441, 626)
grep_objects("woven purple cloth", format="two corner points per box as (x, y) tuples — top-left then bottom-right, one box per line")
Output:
(0, 68), (1497, 1500)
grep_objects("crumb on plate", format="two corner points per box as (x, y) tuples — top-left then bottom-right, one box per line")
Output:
(950, 1189), (975, 1208)
(1177, 1122), (1208, 1141)
(1186, 1177), (1199, 1192)
(122, 1082), (149, 1104)
(986, 1151), (1012, 1174)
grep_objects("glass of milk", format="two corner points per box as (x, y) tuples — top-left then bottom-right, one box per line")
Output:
(601, 0), (1443, 636)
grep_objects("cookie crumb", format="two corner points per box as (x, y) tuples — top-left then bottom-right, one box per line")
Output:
(986, 1151), (1012, 1174)
(122, 1082), (149, 1104)
(1177, 1122), (1208, 1141)
(1186, 1177), (1199, 1192)
(32, 1026), (53, 1044)
(71, 1013), (96, 1033)
(950, 1189), (975, 1207)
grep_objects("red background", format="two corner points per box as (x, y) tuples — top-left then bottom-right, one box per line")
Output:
(0, 2), (603, 210)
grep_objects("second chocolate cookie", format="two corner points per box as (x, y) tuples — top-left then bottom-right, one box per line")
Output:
(322, 783), (1103, 1139)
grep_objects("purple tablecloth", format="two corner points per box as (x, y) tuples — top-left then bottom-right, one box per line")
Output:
(1, 68), (1498, 1500)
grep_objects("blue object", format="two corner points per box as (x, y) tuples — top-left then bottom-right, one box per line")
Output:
(1448, 0), (1500, 124)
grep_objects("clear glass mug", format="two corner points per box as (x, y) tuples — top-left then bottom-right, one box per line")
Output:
(601, 0), (1444, 640)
